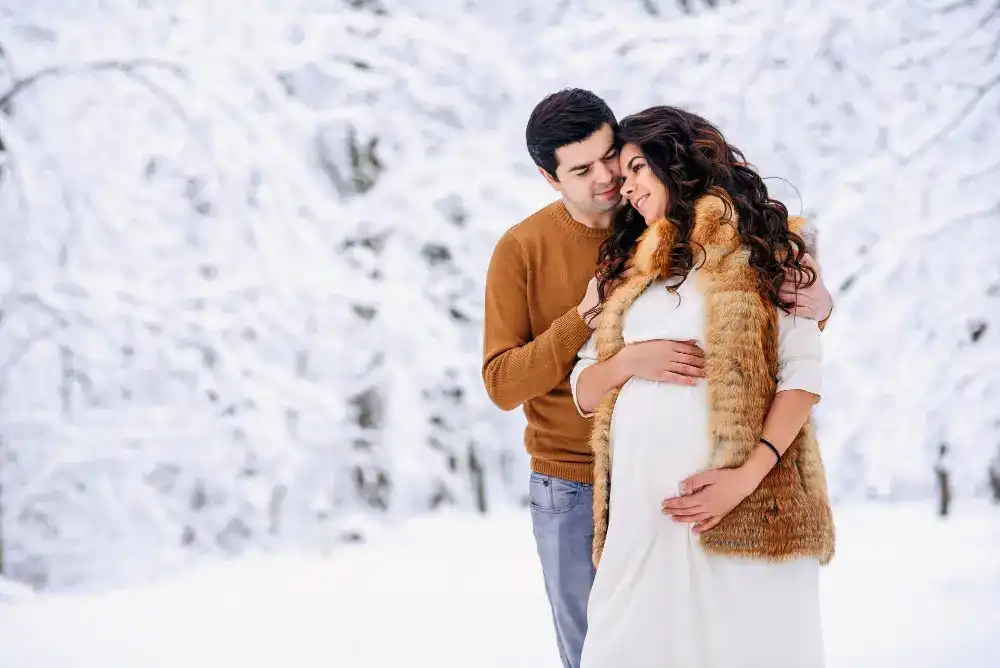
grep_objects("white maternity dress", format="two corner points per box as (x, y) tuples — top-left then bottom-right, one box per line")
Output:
(572, 272), (826, 668)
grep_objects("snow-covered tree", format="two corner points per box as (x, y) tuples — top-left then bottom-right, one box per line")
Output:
(0, 0), (996, 589)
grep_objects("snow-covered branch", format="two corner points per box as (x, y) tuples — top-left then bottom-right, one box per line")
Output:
(0, 0), (995, 590)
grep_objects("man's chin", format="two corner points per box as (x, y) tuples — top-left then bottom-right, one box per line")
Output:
(592, 195), (623, 212)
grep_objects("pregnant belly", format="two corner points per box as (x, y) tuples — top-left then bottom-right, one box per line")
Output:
(610, 377), (711, 497)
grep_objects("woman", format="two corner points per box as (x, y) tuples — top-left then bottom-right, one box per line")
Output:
(571, 106), (835, 668)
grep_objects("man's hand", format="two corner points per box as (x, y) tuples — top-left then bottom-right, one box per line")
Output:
(620, 339), (706, 385)
(574, 337), (707, 415)
(780, 253), (832, 322)
(577, 277), (601, 328)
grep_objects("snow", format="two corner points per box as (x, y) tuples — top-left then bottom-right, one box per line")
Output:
(0, 500), (998, 667)
(1, 5), (995, 663)
(1, 0), (998, 596)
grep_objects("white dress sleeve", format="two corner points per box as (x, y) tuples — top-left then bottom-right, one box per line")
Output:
(570, 334), (599, 418)
(776, 310), (822, 399)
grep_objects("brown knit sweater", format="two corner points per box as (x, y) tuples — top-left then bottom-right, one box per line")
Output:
(482, 200), (611, 483)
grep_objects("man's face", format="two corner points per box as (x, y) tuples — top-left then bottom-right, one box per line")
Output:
(541, 123), (622, 213)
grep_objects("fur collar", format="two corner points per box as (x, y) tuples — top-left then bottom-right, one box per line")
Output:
(633, 193), (816, 278)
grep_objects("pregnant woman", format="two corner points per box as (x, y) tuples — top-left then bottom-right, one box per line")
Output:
(572, 105), (835, 668)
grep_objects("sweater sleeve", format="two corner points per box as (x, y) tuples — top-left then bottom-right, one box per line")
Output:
(481, 232), (593, 411)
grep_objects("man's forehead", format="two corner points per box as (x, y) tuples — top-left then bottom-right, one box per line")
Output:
(556, 126), (616, 168)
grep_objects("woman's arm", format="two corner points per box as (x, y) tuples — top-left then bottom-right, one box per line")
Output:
(661, 312), (821, 531)
(739, 389), (819, 483)
(734, 310), (823, 485)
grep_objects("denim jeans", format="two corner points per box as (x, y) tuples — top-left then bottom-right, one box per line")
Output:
(529, 471), (597, 668)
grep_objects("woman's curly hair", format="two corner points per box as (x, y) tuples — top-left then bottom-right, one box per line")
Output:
(594, 106), (815, 310)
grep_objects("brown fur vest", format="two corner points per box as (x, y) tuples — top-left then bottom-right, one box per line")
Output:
(589, 193), (835, 568)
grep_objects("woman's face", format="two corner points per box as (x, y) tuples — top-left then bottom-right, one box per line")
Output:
(618, 143), (668, 224)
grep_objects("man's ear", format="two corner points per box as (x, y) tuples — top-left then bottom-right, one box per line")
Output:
(538, 166), (560, 191)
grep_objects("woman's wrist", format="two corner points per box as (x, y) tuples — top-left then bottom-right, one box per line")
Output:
(611, 345), (635, 379)
(739, 444), (776, 490)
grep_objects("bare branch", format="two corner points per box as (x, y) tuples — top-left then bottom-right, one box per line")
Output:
(0, 134), (30, 337)
(0, 58), (185, 110)
(112, 67), (193, 127)
(960, 159), (1000, 183)
(939, 0), (980, 13)
(0, 322), (64, 407)
(912, 201), (1000, 240)
(0, 58), (195, 341)
(0, 37), (11, 82)
(891, 0), (1000, 69)
(902, 72), (1000, 164)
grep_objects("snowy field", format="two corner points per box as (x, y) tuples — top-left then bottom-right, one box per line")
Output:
(1, 500), (997, 668)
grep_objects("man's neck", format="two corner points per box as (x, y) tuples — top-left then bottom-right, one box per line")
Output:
(563, 197), (615, 230)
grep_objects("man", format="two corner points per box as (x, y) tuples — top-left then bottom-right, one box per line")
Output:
(481, 88), (832, 668)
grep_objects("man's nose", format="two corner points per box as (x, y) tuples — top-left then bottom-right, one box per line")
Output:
(594, 160), (614, 184)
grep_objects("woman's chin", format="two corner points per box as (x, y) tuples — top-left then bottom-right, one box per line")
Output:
(637, 208), (656, 226)
(641, 208), (667, 224)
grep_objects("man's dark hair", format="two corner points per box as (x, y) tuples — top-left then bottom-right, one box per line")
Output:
(525, 88), (617, 180)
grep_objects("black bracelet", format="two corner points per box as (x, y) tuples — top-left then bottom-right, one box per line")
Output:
(760, 438), (781, 463)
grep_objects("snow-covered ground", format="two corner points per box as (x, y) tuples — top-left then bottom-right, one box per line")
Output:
(0, 500), (997, 668)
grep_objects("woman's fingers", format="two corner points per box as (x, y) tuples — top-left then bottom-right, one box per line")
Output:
(692, 515), (722, 534)
(671, 341), (705, 358)
(666, 361), (706, 377)
(671, 352), (705, 368)
(664, 504), (706, 518)
(779, 288), (808, 303)
(662, 494), (703, 511)
(674, 352), (705, 368)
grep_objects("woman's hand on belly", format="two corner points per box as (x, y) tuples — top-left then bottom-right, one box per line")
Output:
(659, 467), (758, 533)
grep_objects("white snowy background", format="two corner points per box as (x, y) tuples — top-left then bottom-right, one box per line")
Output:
(0, 0), (998, 666)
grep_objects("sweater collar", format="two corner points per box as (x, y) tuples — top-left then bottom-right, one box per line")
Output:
(551, 200), (614, 240)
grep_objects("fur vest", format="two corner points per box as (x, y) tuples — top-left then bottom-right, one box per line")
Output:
(589, 193), (835, 568)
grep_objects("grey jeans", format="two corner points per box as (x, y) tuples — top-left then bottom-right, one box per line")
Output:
(529, 471), (597, 668)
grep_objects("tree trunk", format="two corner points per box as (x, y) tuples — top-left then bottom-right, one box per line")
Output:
(988, 458), (1000, 504)
(935, 467), (951, 517)
(934, 443), (950, 517)
(469, 445), (487, 514)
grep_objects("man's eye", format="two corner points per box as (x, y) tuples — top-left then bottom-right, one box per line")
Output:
(578, 168), (590, 176)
